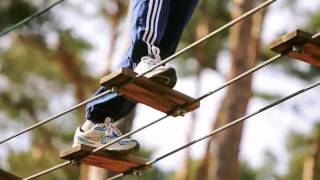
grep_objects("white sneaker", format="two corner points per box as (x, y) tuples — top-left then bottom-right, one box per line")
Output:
(134, 56), (177, 88)
(73, 122), (139, 153)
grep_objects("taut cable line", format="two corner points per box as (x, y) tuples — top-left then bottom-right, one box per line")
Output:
(189, 54), (282, 104)
(0, 90), (112, 144)
(23, 161), (71, 180)
(135, 0), (277, 77)
(107, 78), (320, 180)
(0, 0), (275, 145)
(86, 51), (281, 154)
(0, 0), (65, 37)
(23, 53), (281, 180)
(313, 32), (320, 39)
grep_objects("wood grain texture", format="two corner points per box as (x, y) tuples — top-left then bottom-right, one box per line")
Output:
(100, 68), (200, 116)
(60, 144), (148, 173)
(270, 29), (320, 67)
(0, 169), (21, 180)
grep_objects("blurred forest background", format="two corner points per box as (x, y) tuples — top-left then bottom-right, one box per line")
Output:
(0, 0), (320, 179)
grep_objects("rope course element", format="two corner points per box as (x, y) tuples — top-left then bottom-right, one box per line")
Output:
(0, 0), (65, 37)
(313, 32), (320, 39)
(135, 0), (277, 76)
(107, 78), (320, 180)
(23, 53), (281, 180)
(106, 31), (320, 180)
(18, 0), (276, 179)
(0, 0), (276, 146)
(24, 161), (71, 180)
(0, 90), (112, 144)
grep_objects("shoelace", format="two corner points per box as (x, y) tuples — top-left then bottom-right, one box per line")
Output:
(107, 124), (122, 137)
(151, 46), (161, 62)
(142, 56), (160, 66)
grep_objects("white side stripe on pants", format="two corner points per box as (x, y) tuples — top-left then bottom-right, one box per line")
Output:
(151, 0), (163, 44)
(146, 0), (159, 43)
(142, 0), (162, 55)
(143, 0), (154, 54)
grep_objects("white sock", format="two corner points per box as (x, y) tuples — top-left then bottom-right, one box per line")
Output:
(105, 117), (112, 124)
(81, 120), (95, 131)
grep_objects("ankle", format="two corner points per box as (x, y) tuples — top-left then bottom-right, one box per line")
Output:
(81, 120), (95, 131)
(104, 117), (112, 124)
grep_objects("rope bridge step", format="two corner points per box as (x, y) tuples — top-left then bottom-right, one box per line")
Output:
(271, 29), (320, 66)
(0, 169), (21, 180)
(100, 68), (200, 116)
(60, 144), (149, 173)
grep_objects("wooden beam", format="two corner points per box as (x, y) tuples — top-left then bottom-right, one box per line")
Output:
(270, 29), (320, 67)
(60, 144), (149, 173)
(0, 169), (21, 180)
(100, 68), (200, 116)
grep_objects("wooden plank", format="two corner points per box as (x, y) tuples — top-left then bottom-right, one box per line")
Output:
(100, 68), (200, 116)
(270, 29), (320, 67)
(0, 169), (21, 180)
(60, 144), (149, 173)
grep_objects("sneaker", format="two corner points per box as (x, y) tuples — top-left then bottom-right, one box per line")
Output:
(73, 122), (139, 153)
(134, 56), (177, 88)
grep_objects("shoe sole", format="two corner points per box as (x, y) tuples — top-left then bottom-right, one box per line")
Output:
(106, 141), (140, 154)
(149, 68), (177, 88)
(74, 137), (140, 154)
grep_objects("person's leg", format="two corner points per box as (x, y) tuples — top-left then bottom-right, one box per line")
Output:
(85, 0), (173, 125)
(74, 0), (175, 151)
(132, 0), (178, 87)
(159, 0), (199, 59)
(85, 87), (136, 124)
(130, 0), (172, 64)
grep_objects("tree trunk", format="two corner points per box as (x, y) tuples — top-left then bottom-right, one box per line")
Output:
(176, 11), (211, 178)
(103, 1), (128, 74)
(196, 1), (267, 179)
(214, 1), (266, 179)
(56, 37), (86, 104)
(87, 3), (133, 179)
(15, 34), (90, 109)
(302, 132), (320, 180)
(175, 67), (202, 180)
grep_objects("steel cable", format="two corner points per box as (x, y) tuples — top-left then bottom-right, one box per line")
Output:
(23, 53), (281, 180)
(14, 0), (276, 179)
(0, 0), (275, 145)
(0, 0), (65, 37)
(107, 77), (320, 180)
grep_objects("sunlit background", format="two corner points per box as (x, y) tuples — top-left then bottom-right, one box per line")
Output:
(0, 0), (320, 179)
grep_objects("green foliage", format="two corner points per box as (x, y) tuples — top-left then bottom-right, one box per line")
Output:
(0, 40), (66, 84)
(282, 124), (320, 180)
(258, 4), (320, 103)
(0, 0), (319, 179)
(0, 36), (66, 120)
(308, 11), (320, 32)
(59, 30), (92, 57)
(254, 91), (282, 101)
(243, 123), (320, 180)
(0, 0), (50, 33)
(121, 148), (170, 180)
(272, 5), (320, 82)
(8, 149), (79, 179)
(0, 1), (94, 179)
(0, 0), (37, 30)
(239, 161), (257, 180)
(256, 151), (279, 180)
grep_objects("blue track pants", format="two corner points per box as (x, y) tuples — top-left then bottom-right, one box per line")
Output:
(86, 0), (199, 123)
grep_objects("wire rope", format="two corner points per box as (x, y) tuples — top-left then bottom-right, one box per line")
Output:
(0, 0), (65, 37)
(23, 53), (281, 180)
(107, 77), (320, 180)
(0, 0), (275, 145)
